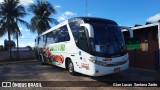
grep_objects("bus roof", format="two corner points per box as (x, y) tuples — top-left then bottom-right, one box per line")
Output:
(38, 17), (118, 37)
(69, 17), (118, 25)
(39, 20), (69, 37)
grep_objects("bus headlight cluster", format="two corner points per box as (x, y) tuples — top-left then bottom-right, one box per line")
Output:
(89, 59), (108, 66)
(89, 58), (128, 67)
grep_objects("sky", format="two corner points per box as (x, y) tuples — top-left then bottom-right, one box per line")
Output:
(0, 0), (160, 47)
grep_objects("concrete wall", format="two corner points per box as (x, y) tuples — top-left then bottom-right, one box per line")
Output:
(0, 51), (36, 61)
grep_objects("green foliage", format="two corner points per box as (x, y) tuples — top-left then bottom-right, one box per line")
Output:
(26, 45), (32, 51)
(0, 0), (29, 38)
(0, 0), (29, 56)
(29, 0), (58, 35)
(0, 45), (4, 51)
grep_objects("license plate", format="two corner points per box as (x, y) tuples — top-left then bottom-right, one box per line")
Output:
(114, 67), (121, 72)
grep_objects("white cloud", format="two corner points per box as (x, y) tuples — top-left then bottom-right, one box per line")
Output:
(19, 27), (23, 31)
(147, 13), (160, 22)
(26, 42), (35, 47)
(64, 11), (77, 16)
(19, 41), (34, 47)
(19, 0), (34, 6)
(55, 5), (61, 8)
(87, 13), (92, 16)
(20, 35), (24, 38)
(57, 11), (77, 22)
(19, 28), (29, 32)
(0, 0), (34, 6)
(24, 29), (29, 32)
(32, 36), (35, 38)
(0, 0), (3, 3)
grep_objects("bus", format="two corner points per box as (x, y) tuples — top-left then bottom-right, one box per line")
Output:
(34, 17), (133, 76)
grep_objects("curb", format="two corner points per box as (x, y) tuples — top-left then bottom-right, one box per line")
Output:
(0, 60), (38, 65)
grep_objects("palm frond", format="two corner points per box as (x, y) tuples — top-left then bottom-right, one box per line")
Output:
(29, 0), (57, 35)
(0, 0), (28, 38)
(47, 18), (59, 25)
(17, 18), (30, 29)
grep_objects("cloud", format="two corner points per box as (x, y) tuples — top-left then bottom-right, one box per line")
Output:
(19, 28), (29, 32)
(64, 11), (77, 16)
(0, 0), (3, 3)
(19, 27), (23, 31)
(20, 35), (24, 38)
(32, 36), (35, 38)
(26, 42), (35, 47)
(55, 5), (61, 8)
(57, 11), (77, 22)
(19, 0), (34, 6)
(86, 13), (92, 16)
(24, 29), (29, 32)
(147, 13), (160, 22)
(19, 41), (35, 47)
(0, 0), (34, 6)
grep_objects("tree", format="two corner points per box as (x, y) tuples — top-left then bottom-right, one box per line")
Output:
(0, 45), (4, 51)
(29, 0), (58, 35)
(0, 0), (29, 59)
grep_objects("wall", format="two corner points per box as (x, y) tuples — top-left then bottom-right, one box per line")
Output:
(0, 51), (36, 61)
(123, 26), (159, 70)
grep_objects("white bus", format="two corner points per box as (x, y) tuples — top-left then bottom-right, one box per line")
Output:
(35, 17), (133, 76)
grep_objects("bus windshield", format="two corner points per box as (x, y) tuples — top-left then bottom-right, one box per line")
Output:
(91, 23), (126, 57)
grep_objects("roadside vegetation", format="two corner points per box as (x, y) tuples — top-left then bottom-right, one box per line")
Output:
(0, 0), (57, 59)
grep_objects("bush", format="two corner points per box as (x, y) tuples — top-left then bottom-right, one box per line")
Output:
(26, 46), (32, 51)
(0, 45), (4, 51)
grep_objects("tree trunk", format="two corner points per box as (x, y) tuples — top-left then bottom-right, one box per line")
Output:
(16, 31), (19, 60)
(8, 28), (12, 60)
(16, 18), (19, 60)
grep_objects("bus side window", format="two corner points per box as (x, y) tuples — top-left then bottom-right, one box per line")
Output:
(59, 25), (70, 42)
(37, 37), (40, 45)
(54, 29), (59, 43)
(39, 36), (43, 45)
(47, 32), (55, 45)
(78, 27), (89, 53)
(39, 35), (46, 47)
(69, 21), (81, 43)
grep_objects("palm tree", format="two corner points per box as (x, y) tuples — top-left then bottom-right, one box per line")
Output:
(29, 0), (58, 35)
(0, 0), (29, 59)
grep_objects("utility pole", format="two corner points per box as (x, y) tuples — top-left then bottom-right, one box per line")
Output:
(158, 20), (160, 69)
(86, 0), (88, 16)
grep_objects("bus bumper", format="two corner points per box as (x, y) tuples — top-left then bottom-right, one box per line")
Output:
(88, 60), (129, 76)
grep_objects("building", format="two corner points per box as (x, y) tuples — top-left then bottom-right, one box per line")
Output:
(123, 23), (160, 70)
(4, 39), (16, 50)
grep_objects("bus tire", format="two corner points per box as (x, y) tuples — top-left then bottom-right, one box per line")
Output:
(68, 60), (76, 76)
(39, 54), (45, 65)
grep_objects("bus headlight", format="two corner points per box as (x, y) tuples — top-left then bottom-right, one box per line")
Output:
(90, 60), (96, 63)
(89, 57), (96, 63)
(89, 59), (108, 66)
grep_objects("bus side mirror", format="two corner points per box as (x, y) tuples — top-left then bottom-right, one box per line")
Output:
(120, 26), (133, 38)
(80, 23), (94, 38)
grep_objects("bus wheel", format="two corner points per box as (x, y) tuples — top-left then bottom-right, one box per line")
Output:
(39, 54), (45, 65)
(68, 60), (76, 76)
